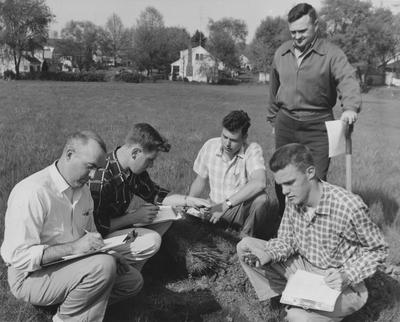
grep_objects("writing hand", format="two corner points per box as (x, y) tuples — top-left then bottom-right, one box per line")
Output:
(324, 268), (350, 291)
(127, 203), (159, 225)
(72, 231), (104, 254)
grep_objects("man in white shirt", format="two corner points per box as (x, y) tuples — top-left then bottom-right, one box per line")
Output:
(189, 110), (279, 239)
(1, 131), (143, 322)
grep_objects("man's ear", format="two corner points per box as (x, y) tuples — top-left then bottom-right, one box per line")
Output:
(305, 166), (316, 180)
(131, 147), (142, 160)
(65, 147), (74, 160)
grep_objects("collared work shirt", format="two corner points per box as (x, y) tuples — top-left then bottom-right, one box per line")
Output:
(193, 138), (266, 204)
(267, 38), (361, 123)
(265, 181), (388, 285)
(89, 149), (169, 236)
(1, 163), (96, 272)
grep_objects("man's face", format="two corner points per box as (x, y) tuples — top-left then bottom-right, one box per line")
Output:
(129, 148), (158, 174)
(66, 140), (105, 189)
(273, 164), (314, 206)
(221, 128), (245, 156)
(289, 14), (318, 52)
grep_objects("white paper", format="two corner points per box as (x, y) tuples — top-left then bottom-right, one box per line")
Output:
(280, 269), (341, 312)
(133, 205), (182, 227)
(325, 120), (346, 157)
(61, 234), (128, 261)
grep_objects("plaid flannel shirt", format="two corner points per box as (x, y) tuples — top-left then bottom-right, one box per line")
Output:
(89, 148), (169, 236)
(265, 181), (388, 285)
(193, 138), (266, 204)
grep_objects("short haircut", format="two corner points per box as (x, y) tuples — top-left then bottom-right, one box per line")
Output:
(288, 3), (317, 23)
(269, 143), (314, 173)
(125, 123), (170, 152)
(222, 110), (251, 136)
(65, 130), (107, 153)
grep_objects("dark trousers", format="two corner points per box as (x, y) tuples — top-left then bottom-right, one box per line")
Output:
(220, 192), (278, 240)
(274, 110), (333, 216)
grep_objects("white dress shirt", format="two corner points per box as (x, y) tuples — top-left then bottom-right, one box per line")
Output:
(1, 162), (97, 272)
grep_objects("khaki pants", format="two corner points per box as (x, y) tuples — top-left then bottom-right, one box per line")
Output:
(237, 237), (368, 322)
(8, 254), (143, 322)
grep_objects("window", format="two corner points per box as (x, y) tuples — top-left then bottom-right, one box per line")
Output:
(195, 53), (200, 60)
(200, 54), (204, 60)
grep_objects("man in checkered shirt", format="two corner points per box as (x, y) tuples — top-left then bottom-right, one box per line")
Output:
(189, 110), (279, 240)
(237, 143), (388, 321)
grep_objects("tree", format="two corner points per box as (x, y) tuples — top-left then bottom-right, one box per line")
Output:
(98, 13), (130, 67)
(0, 0), (53, 77)
(60, 20), (100, 71)
(249, 16), (289, 72)
(191, 30), (207, 47)
(161, 27), (190, 72)
(207, 18), (248, 70)
(320, 0), (397, 81)
(130, 6), (165, 74)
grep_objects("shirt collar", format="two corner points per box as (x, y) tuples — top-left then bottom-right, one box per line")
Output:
(314, 181), (331, 216)
(282, 36), (326, 57)
(215, 140), (246, 160)
(107, 148), (131, 185)
(49, 161), (72, 194)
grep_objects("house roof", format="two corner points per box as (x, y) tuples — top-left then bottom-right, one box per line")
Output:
(23, 55), (41, 64)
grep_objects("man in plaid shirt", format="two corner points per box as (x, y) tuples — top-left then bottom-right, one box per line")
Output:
(89, 123), (210, 271)
(237, 143), (387, 321)
(189, 110), (279, 239)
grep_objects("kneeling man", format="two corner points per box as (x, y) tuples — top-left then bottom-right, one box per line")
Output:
(237, 143), (388, 321)
(1, 131), (141, 322)
(189, 110), (278, 239)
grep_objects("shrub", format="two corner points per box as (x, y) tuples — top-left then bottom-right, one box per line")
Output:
(115, 71), (145, 83)
(3, 70), (16, 80)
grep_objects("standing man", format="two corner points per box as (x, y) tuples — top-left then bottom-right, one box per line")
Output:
(268, 3), (361, 215)
(189, 110), (278, 240)
(237, 144), (387, 322)
(1, 131), (142, 322)
(89, 123), (210, 270)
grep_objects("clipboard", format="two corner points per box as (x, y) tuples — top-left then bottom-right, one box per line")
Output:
(42, 233), (129, 267)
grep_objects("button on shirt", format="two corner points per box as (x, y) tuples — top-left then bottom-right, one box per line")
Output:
(193, 138), (266, 204)
(1, 163), (96, 272)
(264, 181), (388, 285)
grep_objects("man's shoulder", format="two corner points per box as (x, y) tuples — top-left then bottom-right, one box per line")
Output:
(324, 182), (366, 209)
(316, 38), (346, 56)
(198, 137), (220, 153)
(10, 166), (51, 199)
(275, 40), (293, 56)
(244, 142), (264, 156)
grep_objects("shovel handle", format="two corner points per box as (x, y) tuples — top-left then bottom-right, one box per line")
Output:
(345, 123), (354, 191)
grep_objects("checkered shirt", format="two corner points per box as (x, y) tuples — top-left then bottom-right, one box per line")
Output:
(265, 181), (388, 285)
(89, 148), (169, 236)
(193, 138), (266, 204)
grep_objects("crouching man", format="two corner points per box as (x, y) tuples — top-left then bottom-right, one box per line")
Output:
(1, 131), (142, 322)
(237, 143), (388, 321)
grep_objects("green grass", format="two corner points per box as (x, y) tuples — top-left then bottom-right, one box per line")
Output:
(0, 80), (399, 321)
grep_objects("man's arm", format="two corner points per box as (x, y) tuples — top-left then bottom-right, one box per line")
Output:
(332, 48), (362, 124)
(41, 232), (104, 265)
(189, 174), (208, 198)
(341, 205), (388, 285)
(266, 58), (281, 125)
(226, 169), (266, 207)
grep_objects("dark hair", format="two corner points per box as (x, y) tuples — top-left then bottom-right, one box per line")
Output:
(269, 143), (314, 173)
(288, 3), (317, 23)
(65, 130), (107, 153)
(222, 110), (251, 136)
(125, 123), (170, 152)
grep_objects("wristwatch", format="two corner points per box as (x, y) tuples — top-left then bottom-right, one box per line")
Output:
(225, 199), (233, 209)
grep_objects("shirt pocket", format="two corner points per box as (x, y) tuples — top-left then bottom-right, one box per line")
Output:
(323, 230), (346, 259)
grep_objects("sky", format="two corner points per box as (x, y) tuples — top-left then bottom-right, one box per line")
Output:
(46, 0), (400, 41)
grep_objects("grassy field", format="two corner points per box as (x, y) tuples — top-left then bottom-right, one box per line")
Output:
(0, 80), (400, 321)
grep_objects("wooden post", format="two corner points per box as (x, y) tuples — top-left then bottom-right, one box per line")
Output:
(345, 123), (354, 192)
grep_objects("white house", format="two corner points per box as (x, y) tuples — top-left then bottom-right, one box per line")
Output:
(0, 45), (42, 75)
(170, 45), (224, 83)
(239, 54), (252, 71)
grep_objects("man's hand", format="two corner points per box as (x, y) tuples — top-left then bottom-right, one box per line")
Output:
(72, 232), (104, 254)
(127, 203), (159, 225)
(340, 110), (358, 125)
(239, 237), (272, 268)
(208, 203), (225, 224)
(186, 196), (211, 208)
(107, 250), (130, 275)
(324, 268), (351, 291)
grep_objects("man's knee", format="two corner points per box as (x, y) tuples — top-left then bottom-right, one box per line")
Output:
(285, 307), (313, 322)
(88, 254), (117, 284)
